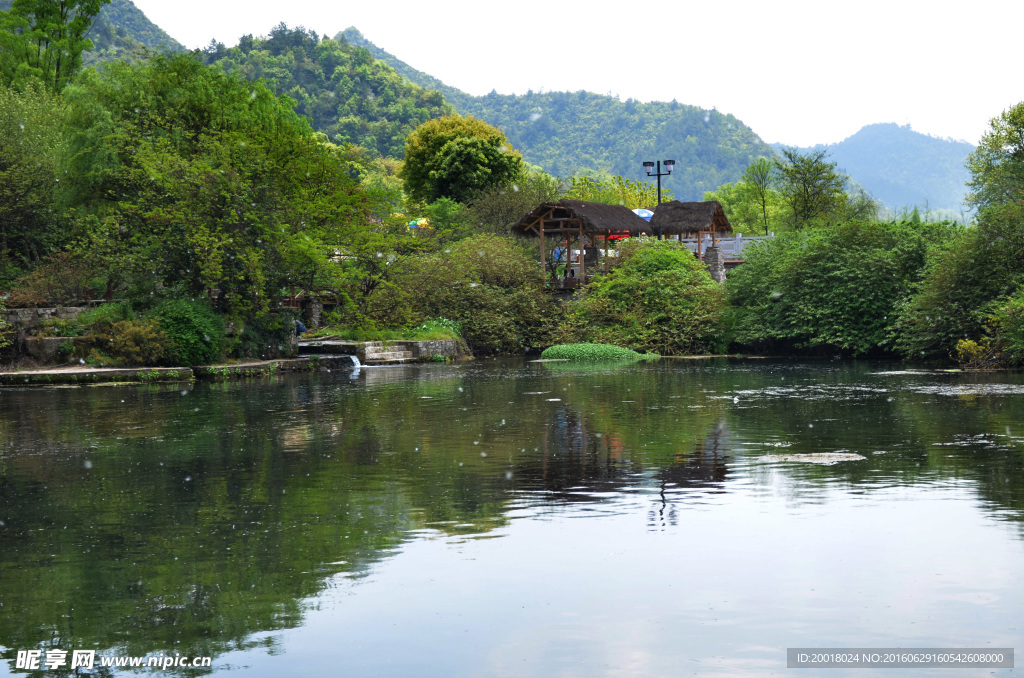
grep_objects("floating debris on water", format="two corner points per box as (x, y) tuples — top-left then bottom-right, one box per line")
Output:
(761, 454), (864, 464)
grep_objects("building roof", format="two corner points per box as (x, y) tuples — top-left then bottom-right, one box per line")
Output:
(649, 201), (734, 237)
(513, 199), (654, 237)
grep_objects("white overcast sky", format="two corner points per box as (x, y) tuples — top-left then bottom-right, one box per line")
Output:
(132, 0), (1022, 147)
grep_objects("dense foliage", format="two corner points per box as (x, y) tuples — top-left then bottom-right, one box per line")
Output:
(203, 25), (452, 159)
(377, 234), (559, 355)
(0, 82), (65, 283)
(556, 240), (725, 355)
(893, 202), (1024, 361)
(62, 53), (368, 322)
(727, 221), (956, 356)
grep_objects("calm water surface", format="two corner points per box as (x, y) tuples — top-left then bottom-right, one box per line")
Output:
(1, 359), (1023, 676)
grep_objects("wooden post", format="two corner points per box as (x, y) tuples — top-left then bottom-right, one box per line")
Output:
(539, 216), (546, 280)
(604, 230), (610, 274)
(579, 222), (585, 281)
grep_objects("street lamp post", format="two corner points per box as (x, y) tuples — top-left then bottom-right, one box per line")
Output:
(643, 159), (675, 239)
(642, 159), (675, 205)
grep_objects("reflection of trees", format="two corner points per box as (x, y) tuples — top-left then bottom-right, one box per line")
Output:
(725, 363), (1024, 526)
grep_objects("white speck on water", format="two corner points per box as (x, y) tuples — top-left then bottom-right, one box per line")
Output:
(458, 387), (464, 392)
(733, 396), (740, 403)
(473, 441), (479, 445)
(184, 476), (192, 482)
(480, 452), (487, 458)
(505, 471), (513, 480)
(83, 460), (93, 469)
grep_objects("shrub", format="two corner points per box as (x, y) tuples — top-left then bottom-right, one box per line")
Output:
(92, 319), (169, 366)
(39, 319), (84, 337)
(540, 343), (650, 361)
(77, 301), (136, 330)
(149, 299), (225, 366)
(728, 221), (957, 356)
(383, 234), (560, 355)
(556, 240), (724, 355)
(0, 302), (12, 350)
(5, 252), (102, 307)
(231, 311), (296, 360)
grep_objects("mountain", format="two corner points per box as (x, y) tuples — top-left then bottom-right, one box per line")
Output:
(339, 28), (774, 201)
(777, 123), (975, 212)
(201, 25), (453, 159)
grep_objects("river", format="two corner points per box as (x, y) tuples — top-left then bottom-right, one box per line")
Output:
(1, 358), (1022, 676)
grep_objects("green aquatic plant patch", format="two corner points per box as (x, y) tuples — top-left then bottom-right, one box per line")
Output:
(540, 343), (658, 362)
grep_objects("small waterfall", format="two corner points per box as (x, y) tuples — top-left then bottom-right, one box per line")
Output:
(349, 355), (361, 367)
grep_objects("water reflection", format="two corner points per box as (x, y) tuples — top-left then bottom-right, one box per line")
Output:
(1, 360), (1023, 675)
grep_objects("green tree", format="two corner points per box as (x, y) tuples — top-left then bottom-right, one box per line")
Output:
(0, 0), (110, 91)
(400, 115), (523, 204)
(966, 102), (1024, 212)
(61, 53), (368, 322)
(775, 148), (847, 228)
(466, 169), (562, 236)
(743, 157), (776, 235)
(0, 80), (65, 282)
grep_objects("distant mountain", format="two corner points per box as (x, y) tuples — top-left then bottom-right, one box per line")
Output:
(339, 28), (774, 201)
(776, 123), (975, 212)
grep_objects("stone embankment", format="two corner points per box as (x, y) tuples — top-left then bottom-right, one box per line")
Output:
(297, 338), (464, 364)
(0, 339), (465, 385)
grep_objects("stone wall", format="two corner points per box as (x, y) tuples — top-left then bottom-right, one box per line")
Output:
(2, 306), (89, 329)
(704, 247), (727, 283)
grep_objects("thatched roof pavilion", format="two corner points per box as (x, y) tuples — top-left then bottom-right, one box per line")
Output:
(512, 199), (653, 285)
(650, 201), (734, 239)
(513, 199), (654, 238)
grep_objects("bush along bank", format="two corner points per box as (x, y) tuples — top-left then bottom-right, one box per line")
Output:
(554, 239), (726, 356)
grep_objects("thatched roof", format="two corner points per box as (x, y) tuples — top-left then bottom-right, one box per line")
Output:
(513, 199), (653, 237)
(649, 201), (733, 237)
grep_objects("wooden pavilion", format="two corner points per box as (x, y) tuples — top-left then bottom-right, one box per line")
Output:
(513, 199), (653, 287)
(649, 200), (734, 258)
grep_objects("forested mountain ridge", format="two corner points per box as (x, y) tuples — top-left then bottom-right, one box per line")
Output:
(339, 27), (774, 200)
(777, 123), (975, 211)
(201, 25), (453, 158)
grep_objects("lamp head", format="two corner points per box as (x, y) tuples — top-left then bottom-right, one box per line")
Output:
(664, 160), (676, 174)
(642, 161), (655, 176)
